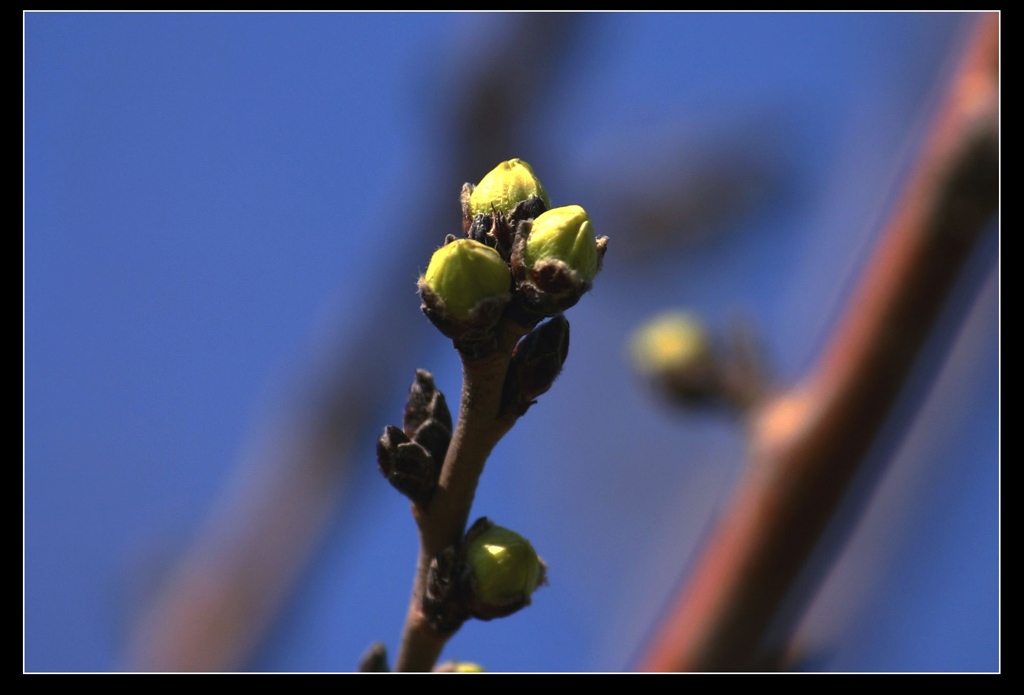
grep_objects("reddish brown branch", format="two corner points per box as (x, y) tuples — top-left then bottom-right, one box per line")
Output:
(638, 14), (998, 672)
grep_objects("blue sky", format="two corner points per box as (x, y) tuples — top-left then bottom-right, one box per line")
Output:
(25, 12), (997, 672)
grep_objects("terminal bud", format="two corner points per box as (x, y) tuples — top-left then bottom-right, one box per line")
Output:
(466, 158), (550, 220)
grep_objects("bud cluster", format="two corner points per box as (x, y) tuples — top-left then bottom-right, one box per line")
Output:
(420, 159), (608, 357)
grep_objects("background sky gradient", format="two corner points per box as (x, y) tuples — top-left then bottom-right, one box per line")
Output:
(25, 11), (998, 672)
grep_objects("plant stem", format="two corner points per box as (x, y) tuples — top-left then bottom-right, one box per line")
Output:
(122, 15), (586, 672)
(395, 320), (529, 672)
(638, 13), (998, 672)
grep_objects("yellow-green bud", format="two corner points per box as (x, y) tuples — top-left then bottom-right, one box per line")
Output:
(435, 661), (486, 673)
(422, 239), (511, 321)
(466, 524), (545, 613)
(629, 312), (712, 378)
(524, 205), (599, 281)
(469, 158), (550, 218)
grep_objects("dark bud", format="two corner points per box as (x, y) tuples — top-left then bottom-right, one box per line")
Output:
(404, 370), (452, 436)
(501, 315), (571, 417)
(411, 418), (451, 471)
(423, 545), (470, 635)
(358, 642), (390, 672)
(467, 213), (493, 246)
(402, 370), (453, 465)
(507, 195), (548, 228)
(466, 195), (548, 262)
(376, 425), (438, 506)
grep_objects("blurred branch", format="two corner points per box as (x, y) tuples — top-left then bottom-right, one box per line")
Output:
(123, 14), (585, 672)
(638, 13), (998, 672)
(600, 131), (781, 261)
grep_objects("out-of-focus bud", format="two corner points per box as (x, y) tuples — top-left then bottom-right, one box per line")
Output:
(631, 312), (771, 412)
(510, 205), (608, 317)
(468, 159), (550, 219)
(435, 661), (486, 673)
(525, 205), (599, 281)
(630, 311), (711, 378)
(463, 518), (547, 621)
(419, 240), (512, 352)
(501, 315), (570, 416)
(357, 642), (390, 672)
(629, 311), (719, 407)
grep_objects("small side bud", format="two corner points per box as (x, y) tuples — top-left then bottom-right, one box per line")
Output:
(376, 425), (439, 505)
(404, 369), (453, 437)
(419, 239), (512, 345)
(468, 158), (550, 219)
(501, 315), (571, 416)
(435, 661), (485, 673)
(462, 518), (547, 621)
(423, 545), (471, 635)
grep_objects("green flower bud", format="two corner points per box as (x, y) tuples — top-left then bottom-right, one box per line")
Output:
(422, 239), (511, 321)
(469, 158), (550, 218)
(628, 311), (735, 408)
(435, 661), (486, 673)
(524, 205), (599, 281)
(629, 312), (712, 379)
(465, 520), (546, 620)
